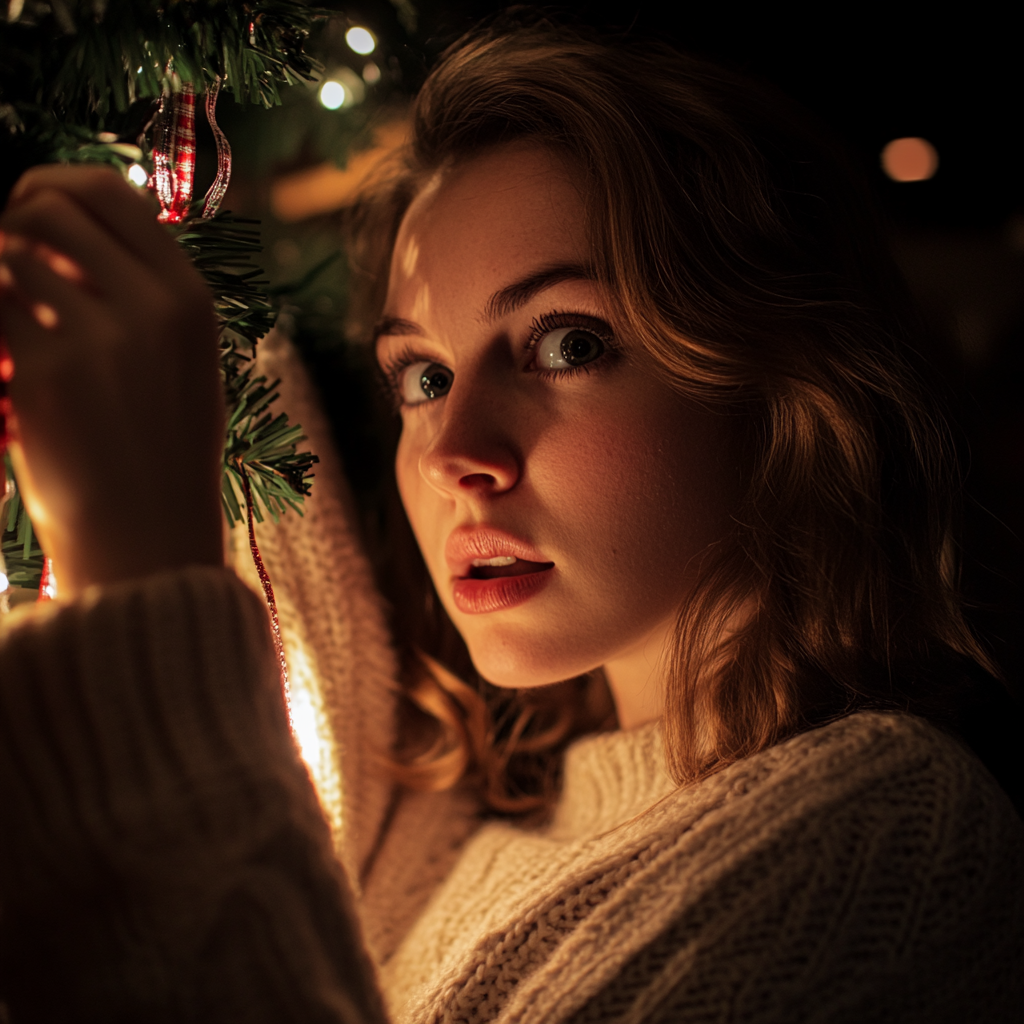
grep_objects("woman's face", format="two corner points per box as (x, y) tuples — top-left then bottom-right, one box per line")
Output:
(377, 144), (741, 722)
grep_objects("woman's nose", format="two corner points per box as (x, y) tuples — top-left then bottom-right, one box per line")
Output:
(418, 379), (520, 498)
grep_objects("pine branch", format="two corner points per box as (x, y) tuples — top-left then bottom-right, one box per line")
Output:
(222, 368), (318, 526)
(0, 2), (325, 589)
(3, 1), (324, 114)
(1, 456), (44, 589)
(175, 211), (278, 363)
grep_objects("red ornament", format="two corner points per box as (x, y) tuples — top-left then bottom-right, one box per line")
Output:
(150, 82), (197, 224)
(150, 77), (232, 223)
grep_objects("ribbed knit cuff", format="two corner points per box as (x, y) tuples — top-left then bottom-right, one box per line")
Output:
(0, 566), (311, 893)
(0, 567), (385, 1022)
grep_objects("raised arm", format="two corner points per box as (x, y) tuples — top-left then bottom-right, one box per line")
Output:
(0, 167), (389, 1022)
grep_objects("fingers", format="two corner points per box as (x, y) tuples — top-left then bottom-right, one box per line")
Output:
(6, 165), (188, 282)
(0, 295), (55, 403)
(0, 237), (106, 365)
(0, 189), (175, 304)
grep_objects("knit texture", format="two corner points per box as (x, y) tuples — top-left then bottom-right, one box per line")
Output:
(227, 325), (398, 886)
(1, 339), (1021, 1022)
(378, 714), (1024, 1024)
(0, 568), (388, 1023)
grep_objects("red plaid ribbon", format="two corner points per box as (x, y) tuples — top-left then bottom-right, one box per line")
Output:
(151, 83), (197, 224)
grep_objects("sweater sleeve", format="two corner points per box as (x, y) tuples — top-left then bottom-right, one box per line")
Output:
(226, 328), (399, 885)
(0, 566), (389, 1024)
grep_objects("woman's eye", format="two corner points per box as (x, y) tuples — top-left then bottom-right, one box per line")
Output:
(536, 327), (605, 370)
(399, 360), (453, 405)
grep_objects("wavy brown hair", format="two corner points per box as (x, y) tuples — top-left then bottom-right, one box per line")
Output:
(347, 16), (1010, 814)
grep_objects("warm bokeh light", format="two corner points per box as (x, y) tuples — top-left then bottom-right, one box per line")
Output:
(0, 573), (8, 593)
(362, 61), (381, 84)
(127, 163), (149, 187)
(881, 137), (939, 182)
(272, 118), (410, 221)
(319, 79), (349, 110)
(345, 26), (375, 55)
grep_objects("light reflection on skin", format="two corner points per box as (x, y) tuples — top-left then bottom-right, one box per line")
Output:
(376, 143), (743, 729)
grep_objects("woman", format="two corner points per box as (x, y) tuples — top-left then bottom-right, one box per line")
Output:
(0, 19), (1021, 1023)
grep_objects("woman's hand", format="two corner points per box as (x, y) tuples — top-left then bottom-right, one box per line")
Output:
(0, 165), (224, 600)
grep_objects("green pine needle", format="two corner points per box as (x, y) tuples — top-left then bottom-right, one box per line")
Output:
(1, 0), (324, 591)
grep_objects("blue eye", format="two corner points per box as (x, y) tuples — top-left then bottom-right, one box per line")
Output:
(536, 327), (605, 369)
(399, 360), (453, 404)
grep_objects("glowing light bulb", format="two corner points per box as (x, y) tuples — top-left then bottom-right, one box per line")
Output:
(345, 26), (376, 55)
(127, 163), (149, 187)
(881, 137), (939, 182)
(319, 80), (350, 110)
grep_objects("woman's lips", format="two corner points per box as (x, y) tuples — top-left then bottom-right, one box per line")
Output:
(446, 526), (555, 614)
(452, 562), (554, 614)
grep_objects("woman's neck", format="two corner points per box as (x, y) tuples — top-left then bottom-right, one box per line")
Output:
(602, 615), (673, 730)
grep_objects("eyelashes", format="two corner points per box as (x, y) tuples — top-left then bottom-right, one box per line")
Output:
(378, 342), (422, 408)
(525, 311), (617, 378)
(378, 309), (619, 409)
(526, 310), (615, 352)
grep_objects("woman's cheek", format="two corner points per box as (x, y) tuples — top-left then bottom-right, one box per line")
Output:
(537, 388), (736, 594)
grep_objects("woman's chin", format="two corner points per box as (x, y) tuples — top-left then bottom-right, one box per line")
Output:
(461, 627), (599, 690)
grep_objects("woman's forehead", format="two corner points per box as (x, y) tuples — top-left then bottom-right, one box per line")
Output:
(385, 144), (594, 327)
(394, 144), (588, 262)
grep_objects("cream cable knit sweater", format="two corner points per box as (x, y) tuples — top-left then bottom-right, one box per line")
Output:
(0, 334), (1022, 1021)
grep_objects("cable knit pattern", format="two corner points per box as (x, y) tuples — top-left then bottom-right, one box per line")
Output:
(360, 786), (485, 966)
(381, 715), (1024, 1024)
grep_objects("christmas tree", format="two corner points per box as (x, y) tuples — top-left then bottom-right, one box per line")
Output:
(0, 0), (408, 600)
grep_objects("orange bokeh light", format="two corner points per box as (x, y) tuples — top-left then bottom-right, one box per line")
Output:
(881, 137), (939, 182)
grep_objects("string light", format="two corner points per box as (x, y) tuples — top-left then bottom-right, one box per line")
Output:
(318, 69), (365, 110)
(319, 80), (349, 110)
(345, 26), (375, 55)
(127, 163), (149, 187)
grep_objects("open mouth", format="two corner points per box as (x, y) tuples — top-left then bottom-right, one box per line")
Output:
(466, 556), (555, 580)
(453, 556), (555, 614)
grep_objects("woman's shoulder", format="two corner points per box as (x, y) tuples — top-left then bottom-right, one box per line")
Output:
(722, 708), (1018, 817)
(501, 712), (1024, 1024)
(619, 709), (1022, 870)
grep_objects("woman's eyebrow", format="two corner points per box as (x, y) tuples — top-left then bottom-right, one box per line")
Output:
(373, 316), (423, 346)
(483, 263), (593, 322)
(373, 263), (594, 346)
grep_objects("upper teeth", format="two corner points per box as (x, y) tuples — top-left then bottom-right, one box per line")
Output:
(471, 556), (517, 567)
